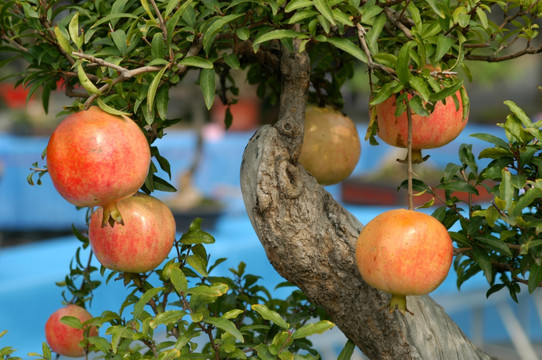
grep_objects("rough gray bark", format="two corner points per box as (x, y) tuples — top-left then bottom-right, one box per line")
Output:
(239, 45), (499, 360)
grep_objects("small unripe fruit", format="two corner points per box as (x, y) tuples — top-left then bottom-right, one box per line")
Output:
(299, 105), (361, 185)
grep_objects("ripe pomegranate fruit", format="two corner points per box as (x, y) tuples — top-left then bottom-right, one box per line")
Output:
(45, 304), (97, 358)
(46, 106), (151, 225)
(374, 88), (468, 163)
(299, 104), (361, 185)
(355, 209), (453, 314)
(89, 192), (176, 273)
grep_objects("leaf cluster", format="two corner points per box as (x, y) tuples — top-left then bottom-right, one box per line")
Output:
(3, 219), (335, 359)
(408, 101), (542, 300)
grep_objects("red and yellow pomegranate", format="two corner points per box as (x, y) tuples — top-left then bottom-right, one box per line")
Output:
(299, 105), (361, 185)
(355, 209), (453, 314)
(89, 192), (176, 273)
(45, 304), (97, 358)
(374, 86), (468, 162)
(46, 106), (151, 225)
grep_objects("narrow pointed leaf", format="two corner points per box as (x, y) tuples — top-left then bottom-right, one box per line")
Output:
(251, 304), (289, 329)
(200, 68), (216, 110)
(204, 316), (244, 342)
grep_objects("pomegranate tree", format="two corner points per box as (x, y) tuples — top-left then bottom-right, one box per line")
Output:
(355, 209), (453, 314)
(46, 106), (151, 225)
(374, 88), (468, 162)
(298, 104), (361, 185)
(45, 304), (97, 358)
(88, 192), (176, 273)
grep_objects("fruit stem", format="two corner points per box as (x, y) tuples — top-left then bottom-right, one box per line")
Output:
(389, 294), (413, 315)
(101, 201), (124, 227)
(405, 100), (414, 210)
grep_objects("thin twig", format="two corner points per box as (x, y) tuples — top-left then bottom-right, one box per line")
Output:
(466, 45), (542, 62)
(72, 51), (165, 108)
(383, 7), (413, 40)
(355, 23), (397, 77)
(405, 100), (414, 210)
(149, 0), (168, 42)
(73, 52), (126, 72)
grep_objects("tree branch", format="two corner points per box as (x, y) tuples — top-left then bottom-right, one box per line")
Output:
(466, 45), (542, 62)
(149, 0), (168, 42)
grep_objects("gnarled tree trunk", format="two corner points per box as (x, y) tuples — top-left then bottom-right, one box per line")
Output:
(239, 45), (498, 360)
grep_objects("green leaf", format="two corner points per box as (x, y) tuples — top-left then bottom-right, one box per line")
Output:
(236, 27), (250, 41)
(366, 13), (386, 53)
(470, 133), (510, 148)
(478, 147), (513, 160)
(112, 29), (128, 56)
(186, 254), (208, 277)
(473, 247), (493, 284)
(251, 304), (289, 329)
(96, 98), (132, 117)
(151, 32), (165, 59)
(203, 14), (244, 54)
(222, 309), (244, 320)
(255, 344), (275, 360)
(425, 0), (445, 18)
(165, 0), (181, 17)
(528, 262), (542, 293)
(178, 56), (213, 69)
(408, 95), (429, 117)
(438, 181), (479, 195)
(326, 37), (368, 63)
(169, 266), (188, 293)
(292, 320), (334, 339)
(147, 65), (168, 117)
(369, 81), (400, 106)
(504, 100), (532, 128)
(434, 34), (453, 62)
(133, 287), (164, 319)
(149, 310), (187, 329)
(514, 186), (542, 216)
(106, 325), (132, 354)
(285, 0), (313, 13)
(253, 29), (308, 46)
(156, 85), (169, 120)
(87, 336), (112, 354)
(180, 218), (216, 244)
(68, 12), (83, 49)
(477, 236), (512, 257)
(499, 169), (513, 211)
(429, 79), (463, 103)
(54, 25), (74, 55)
(313, 0), (335, 26)
(60, 316), (83, 330)
(200, 68), (215, 110)
(396, 41), (414, 85)
(204, 317), (244, 342)
(76, 61), (100, 95)
(223, 53), (240, 69)
(409, 76), (430, 102)
(476, 7), (488, 29)
(458, 143), (477, 174)
(140, 0), (156, 21)
(337, 339), (356, 360)
(91, 13), (139, 29)
(187, 283), (228, 297)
